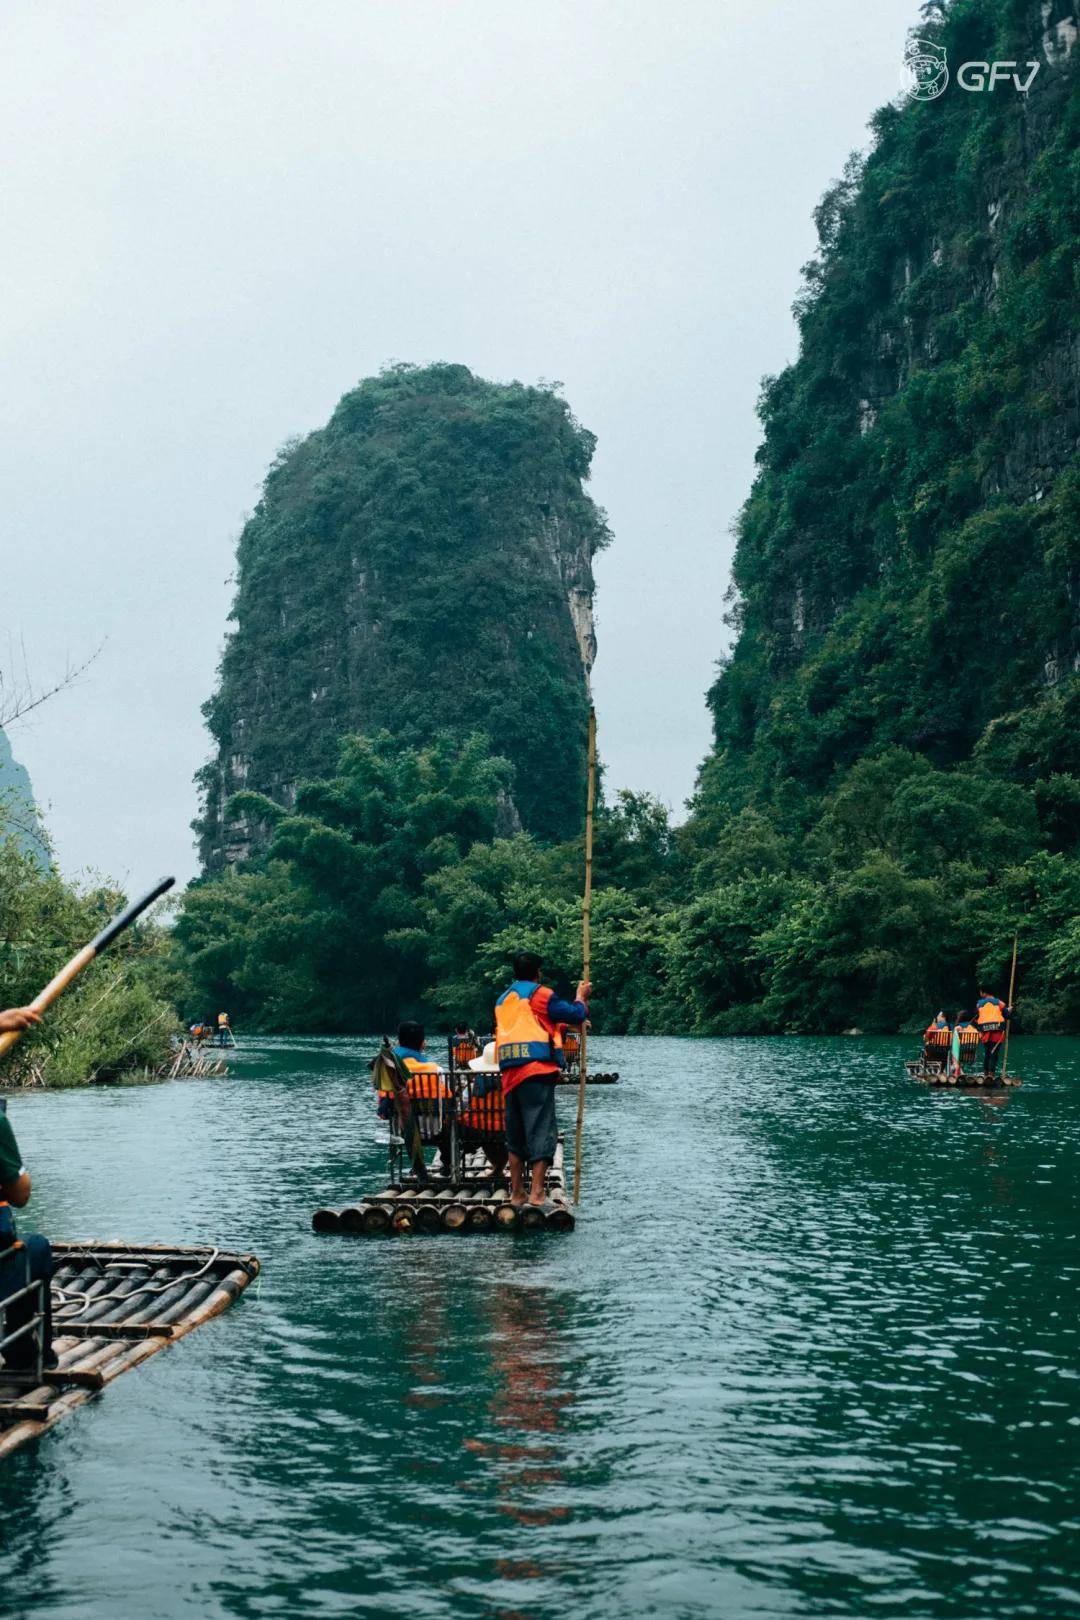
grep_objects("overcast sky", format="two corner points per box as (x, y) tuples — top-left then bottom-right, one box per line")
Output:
(2, 0), (919, 890)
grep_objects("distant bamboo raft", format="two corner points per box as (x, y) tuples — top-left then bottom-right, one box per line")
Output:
(161, 1041), (230, 1080)
(0, 1241), (259, 1459)
(556, 1071), (618, 1085)
(313, 1135), (576, 1236)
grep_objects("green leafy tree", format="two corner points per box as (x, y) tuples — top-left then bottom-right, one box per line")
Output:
(177, 732), (516, 1031)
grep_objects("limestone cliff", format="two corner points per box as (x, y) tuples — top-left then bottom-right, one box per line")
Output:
(197, 364), (607, 867)
(702, 0), (1079, 812)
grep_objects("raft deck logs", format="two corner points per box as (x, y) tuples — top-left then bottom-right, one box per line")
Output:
(313, 1136), (577, 1236)
(0, 1241), (259, 1459)
(905, 1061), (1022, 1090)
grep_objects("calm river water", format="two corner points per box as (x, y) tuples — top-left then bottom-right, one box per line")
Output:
(1, 1035), (1077, 1619)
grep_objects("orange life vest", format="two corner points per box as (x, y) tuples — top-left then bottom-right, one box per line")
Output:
(976, 1000), (1006, 1032)
(924, 1022), (950, 1045)
(955, 1022), (978, 1046)
(459, 1084), (506, 1134)
(399, 1053), (452, 1102)
(451, 1035), (479, 1068)
(494, 982), (564, 1074)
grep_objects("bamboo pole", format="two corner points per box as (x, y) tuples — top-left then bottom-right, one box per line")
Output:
(573, 706), (597, 1206)
(0, 877), (174, 1061)
(1002, 933), (1018, 1079)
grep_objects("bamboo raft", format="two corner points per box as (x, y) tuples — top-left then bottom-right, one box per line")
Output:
(906, 1061), (1022, 1091)
(0, 1241), (259, 1459)
(313, 1135), (576, 1236)
(162, 1040), (230, 1080)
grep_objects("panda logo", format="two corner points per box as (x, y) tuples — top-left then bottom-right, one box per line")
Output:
(903, 38), (949, 101)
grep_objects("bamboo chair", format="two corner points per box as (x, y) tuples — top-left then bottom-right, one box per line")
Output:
(449, 1037), (506, 1186)
(922, 1028), (951, 1074)
(377, 1044), (455, 1188)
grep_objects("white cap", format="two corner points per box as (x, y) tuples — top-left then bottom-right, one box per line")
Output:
(468, 1040), (498, 1072)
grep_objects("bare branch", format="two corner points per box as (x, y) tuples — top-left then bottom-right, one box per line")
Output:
(0, 640), (106, 729)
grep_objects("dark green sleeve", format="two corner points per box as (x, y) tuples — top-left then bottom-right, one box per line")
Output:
(0, 1113), (25, 1185)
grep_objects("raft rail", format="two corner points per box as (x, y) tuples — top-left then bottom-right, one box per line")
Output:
(0, 1241), (259, 1459)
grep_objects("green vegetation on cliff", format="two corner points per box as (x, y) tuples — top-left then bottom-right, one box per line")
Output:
(684, 0), (1080, 1031)
(198, 363), (606, 867)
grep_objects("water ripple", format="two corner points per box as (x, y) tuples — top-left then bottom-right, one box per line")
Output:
(0, 1033), (1077, 1619)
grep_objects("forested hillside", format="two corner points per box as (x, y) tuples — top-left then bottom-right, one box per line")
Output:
(197, 364), (605, 867)
(684, 0), (1080, 1030)
(176, 0), (1080, 1035)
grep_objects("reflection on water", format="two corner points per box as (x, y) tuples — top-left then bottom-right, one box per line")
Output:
(0, 1034), (1077, 1619)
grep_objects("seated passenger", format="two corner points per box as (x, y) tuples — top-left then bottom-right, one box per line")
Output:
(450, 1022), (479, 1070)
(375, 1021), (454, 1181)
(923, 1012), (951, 1068)
(460, 1041), (508, 1180)
(0, 1006), (56, 1373)
(560, 1026), (581, 1067)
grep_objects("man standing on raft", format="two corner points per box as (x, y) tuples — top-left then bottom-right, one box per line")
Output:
(975, 988), (1012, 1078)
(495, 951), (590, 1209)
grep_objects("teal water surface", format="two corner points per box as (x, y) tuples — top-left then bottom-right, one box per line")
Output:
(1, 1036), (1078, 1619)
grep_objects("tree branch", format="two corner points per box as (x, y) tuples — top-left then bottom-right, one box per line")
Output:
(0, 639), (105, 729)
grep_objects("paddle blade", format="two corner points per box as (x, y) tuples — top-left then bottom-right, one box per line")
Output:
(91, 876), (175, 953)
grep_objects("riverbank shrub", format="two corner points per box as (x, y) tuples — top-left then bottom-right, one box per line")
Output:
(0, 839), (179, 1086)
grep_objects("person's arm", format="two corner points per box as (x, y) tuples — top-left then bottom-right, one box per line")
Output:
(0, 1113), (31, 1205)
(543, 982), (592, 1025)
(3, 1171), (31, 1207)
